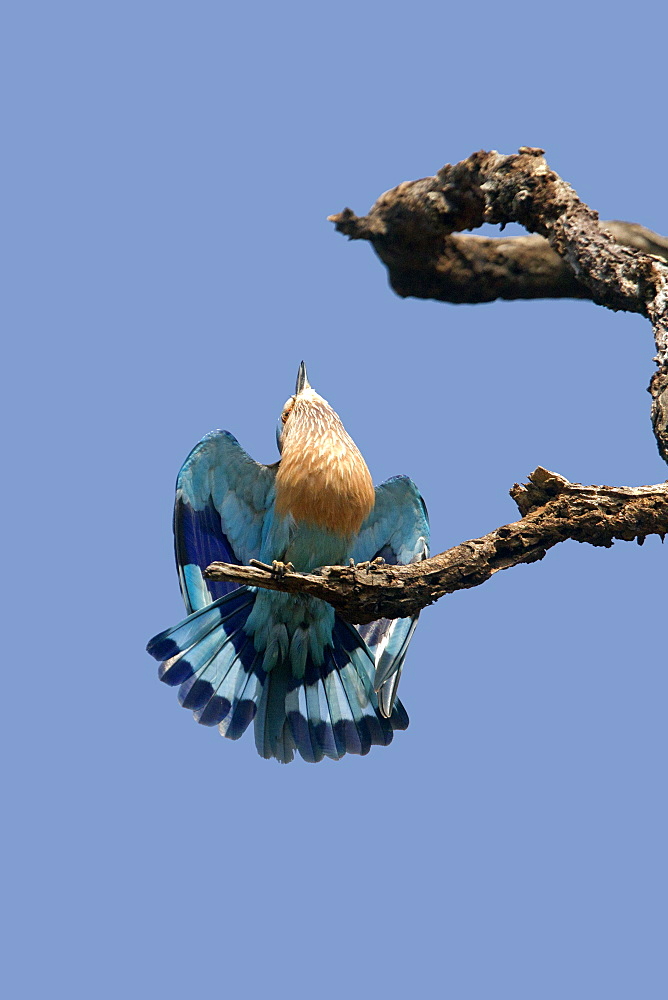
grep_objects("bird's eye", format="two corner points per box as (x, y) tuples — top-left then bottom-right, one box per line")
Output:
(281, 397), (295, 424)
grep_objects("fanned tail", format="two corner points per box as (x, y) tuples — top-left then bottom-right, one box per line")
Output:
(147, 590), (409, 763)
(147, 588), (264, 736)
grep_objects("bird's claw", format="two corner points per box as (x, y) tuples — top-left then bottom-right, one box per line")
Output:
(249, 558), (274, 572)
(249, 558), (295, 577)
(271, 560), (294, 577)
(348, 556), (386, 573)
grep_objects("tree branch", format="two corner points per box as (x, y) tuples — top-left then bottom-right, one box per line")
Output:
(329, 148), (668, 463)
(205, 467), (668, 624)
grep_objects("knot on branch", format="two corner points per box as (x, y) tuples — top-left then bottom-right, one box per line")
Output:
(511, 467), (572, 515)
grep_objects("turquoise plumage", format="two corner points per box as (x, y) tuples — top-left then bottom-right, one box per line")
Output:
(147, 363), (429, 763)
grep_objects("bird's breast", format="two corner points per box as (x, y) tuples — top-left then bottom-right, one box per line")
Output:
(275, 439), (375, 537)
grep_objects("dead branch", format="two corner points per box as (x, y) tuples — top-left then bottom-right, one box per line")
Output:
(329, 148), (668, 463)
(205, 467), (668, 624)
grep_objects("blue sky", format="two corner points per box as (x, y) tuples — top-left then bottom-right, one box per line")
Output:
(4, 3), (667, 998)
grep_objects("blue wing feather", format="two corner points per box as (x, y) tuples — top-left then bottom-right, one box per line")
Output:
(175, 496), (240, 607)
(351, 475), (429, 566)
(174, 430), (277, 613)
(352, 476), (430, 715)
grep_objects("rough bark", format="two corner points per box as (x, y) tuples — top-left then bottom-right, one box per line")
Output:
(205, 467), (668, 624)
(329, 148), (668, 464)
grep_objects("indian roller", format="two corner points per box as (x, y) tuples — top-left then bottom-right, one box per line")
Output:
(147, 363), (429, 763)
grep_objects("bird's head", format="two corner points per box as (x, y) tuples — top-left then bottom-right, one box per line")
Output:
(275, 362), (375, 535)
(275, 361), (312, 454)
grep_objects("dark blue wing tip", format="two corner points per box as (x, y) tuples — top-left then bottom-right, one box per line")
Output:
(225, 700), (257, 741)
(287, 713), (325, 764)
(147, 634), (181, 661)
(178, 676), (215, 711)
(195, 695), (232, 727)
(158, 656), (193, 686)
(391, 699), (410, 730)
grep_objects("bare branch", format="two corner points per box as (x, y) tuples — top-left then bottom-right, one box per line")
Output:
(205, 467), (668, 624)
(329, 148), (668, 463)
(326, 223), (664, 305)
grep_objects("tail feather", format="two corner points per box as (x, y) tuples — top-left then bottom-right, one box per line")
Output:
(276, 718), (298, 765)
(323, 667), (358, 757)
(153, 596), (254, 687)
(255, 663), (294, 763)
(147, 592), (254, 663)
(147, 587), (410, 763)
(284, 683), (323, 764)
(330, 646), (373, 756)
(218, 652), (264, 740)
(305, 671), (340, 760)
(161, 625), (229, 689)
(177, 622), (248, 711)
(331, 623), (399, 750)
(193, 634), (256, 726)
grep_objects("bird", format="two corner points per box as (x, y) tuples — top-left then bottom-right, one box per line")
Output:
(147, 362), (429, 763)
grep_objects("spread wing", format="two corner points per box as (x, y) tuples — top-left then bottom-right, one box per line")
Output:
(351, 476), (430, 717)
(174, 430), (277, 613)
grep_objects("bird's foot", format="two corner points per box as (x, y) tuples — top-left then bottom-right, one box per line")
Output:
(249, 559), (274, 572)
(349, 556), (386, 573)
(271, 560), (295, 577)
(248, 558), (295, 577)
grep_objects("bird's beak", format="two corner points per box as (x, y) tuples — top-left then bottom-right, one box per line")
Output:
(295, 361), (311, 394)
